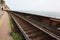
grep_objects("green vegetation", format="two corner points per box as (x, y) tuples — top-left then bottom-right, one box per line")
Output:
(10, 32), (22, 40)
(9, 14), (23, 40)
(9, 15), (14, 30)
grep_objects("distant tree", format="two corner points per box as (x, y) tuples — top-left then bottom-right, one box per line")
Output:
(1, 0), (5, 4)
(5, 5), (10, 9)
(0, 0), (10, 10)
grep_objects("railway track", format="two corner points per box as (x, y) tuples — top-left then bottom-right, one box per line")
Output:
(12, 12), (60, 40)
(8, 12), (56, 40)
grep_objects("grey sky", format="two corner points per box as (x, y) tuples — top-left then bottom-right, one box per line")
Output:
(4, 0), (60, 12)
(4, 0), (60, 19)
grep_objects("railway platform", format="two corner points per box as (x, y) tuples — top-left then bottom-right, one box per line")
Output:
(0, 11), (13, 40)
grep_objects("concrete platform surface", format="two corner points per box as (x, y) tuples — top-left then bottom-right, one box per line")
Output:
(0, 11), (13, 40)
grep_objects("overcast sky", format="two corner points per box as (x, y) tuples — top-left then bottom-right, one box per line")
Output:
(4, 0), (60, 19)
(4, 0), (60, 12)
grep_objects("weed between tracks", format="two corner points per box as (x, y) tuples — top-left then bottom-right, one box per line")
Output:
(9, 14), (23, 40)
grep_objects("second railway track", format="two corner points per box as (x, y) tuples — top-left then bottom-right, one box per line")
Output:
(9, 12), (56, 40)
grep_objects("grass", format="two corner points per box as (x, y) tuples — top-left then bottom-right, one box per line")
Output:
(9, 14), (23, 40)
(10, 32), (23, 40)
(9, 15), (14, 30)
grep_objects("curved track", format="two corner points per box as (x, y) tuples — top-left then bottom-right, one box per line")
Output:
(9, 12), (56, 40)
